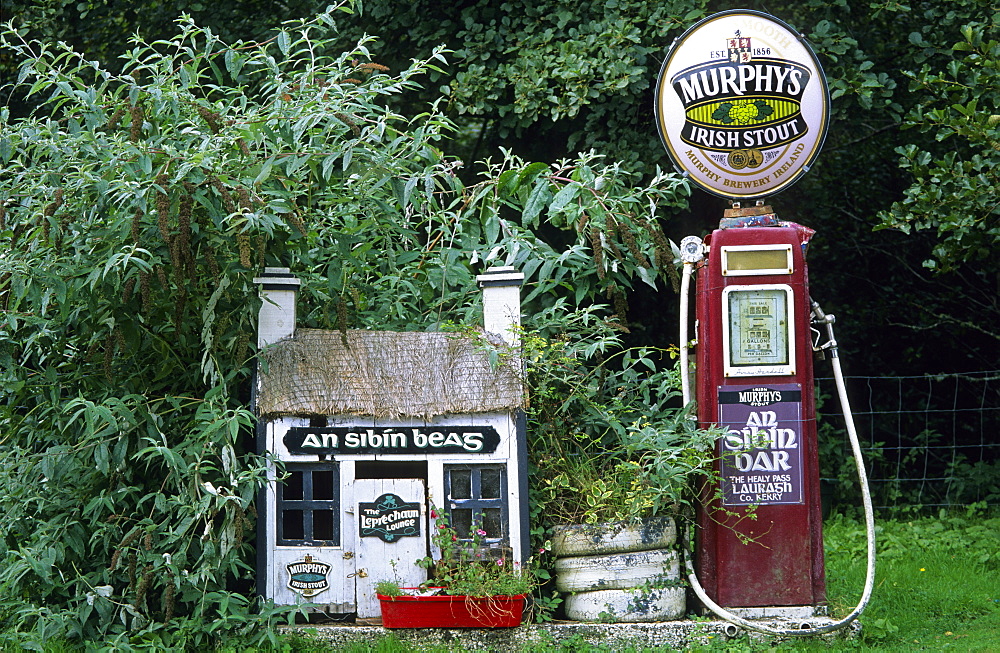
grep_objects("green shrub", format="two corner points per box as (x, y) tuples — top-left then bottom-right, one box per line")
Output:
(0, 2), (694, 645)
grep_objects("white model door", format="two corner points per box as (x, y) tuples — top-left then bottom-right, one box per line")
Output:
(353, 479), (428, 618)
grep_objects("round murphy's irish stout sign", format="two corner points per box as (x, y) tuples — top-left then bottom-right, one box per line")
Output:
(655, 11), (829, 199)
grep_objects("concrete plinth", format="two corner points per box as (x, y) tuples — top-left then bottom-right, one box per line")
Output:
(284, 617), (861, 650)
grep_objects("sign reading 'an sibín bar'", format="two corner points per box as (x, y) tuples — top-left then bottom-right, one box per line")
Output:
(717, 384), (804, 506)
(655, 11), (829, 199)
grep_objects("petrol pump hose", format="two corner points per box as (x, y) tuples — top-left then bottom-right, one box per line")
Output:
(679, 260), (876, 637)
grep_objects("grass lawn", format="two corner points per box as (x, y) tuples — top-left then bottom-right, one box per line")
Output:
(792, 508), (1000, 651)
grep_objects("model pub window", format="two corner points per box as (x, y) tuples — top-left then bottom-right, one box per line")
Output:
(444, 464), (507, 543)
(277, 463), (340, 546)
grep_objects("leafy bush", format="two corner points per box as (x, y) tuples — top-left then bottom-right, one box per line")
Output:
(523, 316), (717, 525)
(0, 3), (697, 645)
(1, 3), (446, 646)
(416, 508), (535, 598)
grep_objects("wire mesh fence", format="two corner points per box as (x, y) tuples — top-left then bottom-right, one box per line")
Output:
(816, 371), (1000, 511)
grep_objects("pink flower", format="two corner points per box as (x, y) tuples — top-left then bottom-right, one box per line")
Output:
(476, 529), (487, 537)
(430, 510), (437, 519)
(496, 558), (505, 566)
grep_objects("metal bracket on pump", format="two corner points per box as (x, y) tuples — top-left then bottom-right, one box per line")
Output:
(679, 235), (706, 264)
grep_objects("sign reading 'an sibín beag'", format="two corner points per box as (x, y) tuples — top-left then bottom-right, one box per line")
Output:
(284, 425), (501, 455)
(655, 11), (829, 199)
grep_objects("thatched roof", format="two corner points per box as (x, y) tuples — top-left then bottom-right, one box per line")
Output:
(256, 329), (524, 420)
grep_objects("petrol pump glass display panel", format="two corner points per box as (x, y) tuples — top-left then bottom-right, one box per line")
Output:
(722, 284), (795, 377)
(721, 244), (793, 276)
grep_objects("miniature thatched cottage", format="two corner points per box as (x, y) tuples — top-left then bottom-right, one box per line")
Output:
(253, 267), (527, 618)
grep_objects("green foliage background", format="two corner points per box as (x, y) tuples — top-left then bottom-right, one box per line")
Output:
(327, 0), (1000, 373)
(0, 3), (699, 645)
(1, 0), (998, 647)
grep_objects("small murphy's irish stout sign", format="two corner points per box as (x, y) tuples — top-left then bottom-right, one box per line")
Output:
(286, 555), (331, 598)
(655, 11), (829, 199)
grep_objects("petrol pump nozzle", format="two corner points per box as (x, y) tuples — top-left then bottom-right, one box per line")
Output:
(810, 299), (839, 359)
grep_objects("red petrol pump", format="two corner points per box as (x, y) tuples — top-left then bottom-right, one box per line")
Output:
(655, 11), (875, 634)
(676, 207), (876, 636)
(687, 207), (825, 609)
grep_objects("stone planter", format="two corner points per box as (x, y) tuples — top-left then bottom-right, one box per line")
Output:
(551, 518), (684, 622)
(554, 548), (679, 593)
(551, 516), (677, 556)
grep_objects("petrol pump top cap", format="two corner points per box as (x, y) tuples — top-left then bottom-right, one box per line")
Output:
(719, 203), (781, 229)
(654, 10), (830, 200)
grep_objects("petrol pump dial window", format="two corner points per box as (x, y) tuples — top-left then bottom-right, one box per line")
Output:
(726, 286), (791, 369)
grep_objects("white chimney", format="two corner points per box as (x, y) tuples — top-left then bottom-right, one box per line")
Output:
(476, 266), (525, 346)
(253, 267), (300, 348)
